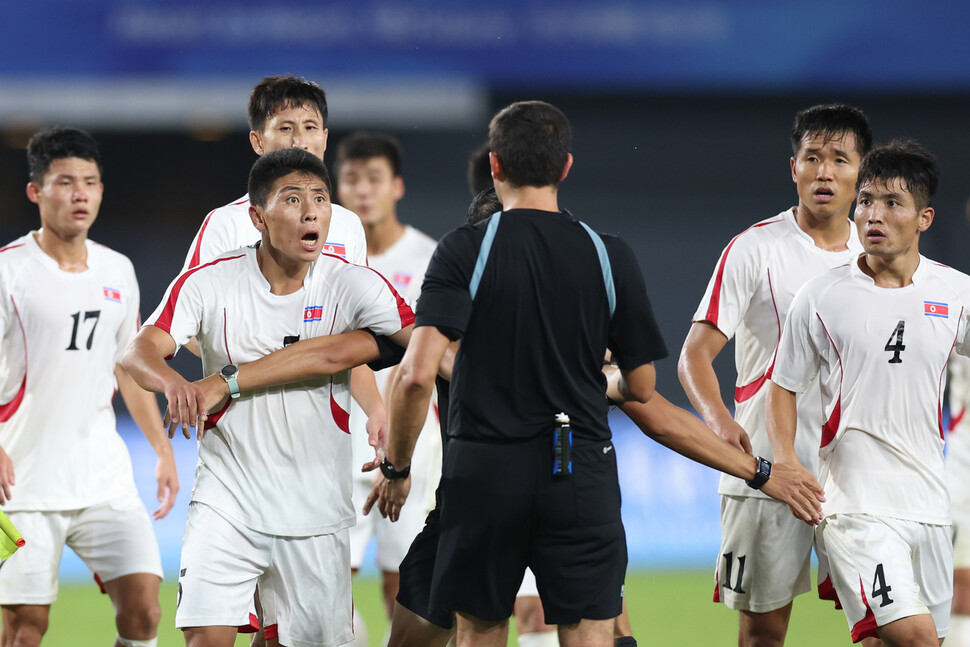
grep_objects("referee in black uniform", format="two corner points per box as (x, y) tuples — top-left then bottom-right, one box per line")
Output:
(378, 100), (667, 647)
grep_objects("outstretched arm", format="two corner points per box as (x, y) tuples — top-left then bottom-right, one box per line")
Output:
(678, 322), (753, 453)
(621, 393), (823, 524)
(114, 364), (179, 519)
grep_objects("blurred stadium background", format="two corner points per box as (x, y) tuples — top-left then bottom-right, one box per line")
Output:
(2, 1), (970, 642)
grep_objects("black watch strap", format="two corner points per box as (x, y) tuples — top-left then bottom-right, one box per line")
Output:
(746, 456), (772, 490)
(380, 458), (411, 480)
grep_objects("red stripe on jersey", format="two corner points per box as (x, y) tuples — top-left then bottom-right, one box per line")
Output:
(154, 255), (245, 334)
(734, 373), (768, 403)
(93, 572), (107, 594)
(818, 314), (843, 449)
(712, 580), (721, 603)
(817, 575), (843, 609)
(942, 312), (964, 439)
(203, 397), (232, 431)
(0, 298), (27, 422)
(703, 219), (782, 326)
(187, 210), (218, 269)
(851, 579), (879, 642)
(331, 388), (350, 434)
(323, 254), (415, 328)
(263, 624), (279, 640)
(0, 243), (25, 254)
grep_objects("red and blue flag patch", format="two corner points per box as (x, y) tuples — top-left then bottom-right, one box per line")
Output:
(322, 242), (346, 258)
(103, 286), (121, 302)
(924, 301), (949, 318)
(304, 306), (324, 322)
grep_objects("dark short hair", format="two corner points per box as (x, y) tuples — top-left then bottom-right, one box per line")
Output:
(248, 75), (329, 133)
(791, 104), (873, 158)
(248, 148), (332, 208)
(488, 101), (571, 188)
(856, 139), (940, 211)
(26, 127), (102, 183)
(466, 187), (502, 225)
(467, 141), (492, 196)
(334, 131), (403, 177)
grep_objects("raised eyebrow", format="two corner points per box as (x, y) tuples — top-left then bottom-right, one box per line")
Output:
(831, 147), (851, 159)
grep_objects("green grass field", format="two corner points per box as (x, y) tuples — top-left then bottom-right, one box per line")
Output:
(23, 570), (854, 646)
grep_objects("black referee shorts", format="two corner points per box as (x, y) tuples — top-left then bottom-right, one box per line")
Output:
(428, 433), (627, 625)
(396, 495), (455, 629)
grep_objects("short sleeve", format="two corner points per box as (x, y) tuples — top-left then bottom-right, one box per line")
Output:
(341, 266), (415, 337)
(601, 235), (668, 369)
(113, 262), (142, 364)
(414, 226), (479, 338)
(692, 232), (762, 339)
(769, 284), (820, 393)
(182, 209), (238, 272)
(144, 270), (207, 353)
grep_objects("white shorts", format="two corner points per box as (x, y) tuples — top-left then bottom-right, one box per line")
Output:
(176, 503), (352, 647)
(0, 495), (162, 605)
(349, 472), (430, 572)
(517, 567), (539, 598)
(714, 495), (814, 612)
(818, 514), (952, 643)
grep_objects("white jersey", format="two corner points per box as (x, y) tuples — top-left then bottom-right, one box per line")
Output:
(349, 226), (438, 483)
(946, 353), (970, 512)
(182, 193), (367, 271)
(0, 232), (140, 511)
(771, 256), (970, 525)
(692, 208), (863, 498)
(146, 247), (414, 536)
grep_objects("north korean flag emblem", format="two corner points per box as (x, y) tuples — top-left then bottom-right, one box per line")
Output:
(924, 301), (949, 318)
(322, 242), (347, 258)
(304, 306), (324, 322)
(103, 286), (122, 302)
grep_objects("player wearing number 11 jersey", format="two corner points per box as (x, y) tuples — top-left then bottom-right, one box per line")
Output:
(768, 141), (969, 646)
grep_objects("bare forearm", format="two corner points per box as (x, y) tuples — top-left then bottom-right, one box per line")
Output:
(385, 368), (432, 468)
(115, 365), (171, 456)
(122, 337), (185, 395)
(351, 365), (385, 417)
(235, 330), (379, 391)
(766, 381), (799, 464)
(620, 395), (759, 479)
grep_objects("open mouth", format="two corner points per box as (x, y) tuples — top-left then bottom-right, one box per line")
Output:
(301, 232), (319, 249)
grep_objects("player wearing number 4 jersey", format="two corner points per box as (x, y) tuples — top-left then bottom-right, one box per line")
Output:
(0, 128), (177, 647)
(679, 104), (871, 646)
(768, 140), (968, 647)
(124, 148), (414, 647)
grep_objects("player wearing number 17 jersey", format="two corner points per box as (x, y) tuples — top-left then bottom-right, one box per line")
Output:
(678, 104), (871, 646)
(768, 141), (968, 646)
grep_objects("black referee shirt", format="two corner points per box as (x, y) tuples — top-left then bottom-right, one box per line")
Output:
(416, 208), (666, 443)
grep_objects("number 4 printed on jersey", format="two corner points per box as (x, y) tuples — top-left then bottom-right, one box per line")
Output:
(885, 321), (905, 364)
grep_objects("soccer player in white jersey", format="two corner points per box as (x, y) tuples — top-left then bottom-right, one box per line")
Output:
(0, 127), (178, 647)
(123, 148), (414, 647)
(947, 353), (970, 646)
(334, 131), (441, 644)
(767, 140), (970, 646)
(678, 104), (872, 646)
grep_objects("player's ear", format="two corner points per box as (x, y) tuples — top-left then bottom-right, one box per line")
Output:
(394, 176), (405, 201)
(559, 154), (574, 182)
(918, 206), (934, 232)
(25, 182), (41, 204)
(489, 152), (503, 182)
(249, 205), (267, 232)
(250, 130), (265, 156)
(790, 157), (797, 183)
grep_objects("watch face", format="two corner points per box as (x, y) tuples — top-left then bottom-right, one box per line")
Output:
(221, 364), (237, 378)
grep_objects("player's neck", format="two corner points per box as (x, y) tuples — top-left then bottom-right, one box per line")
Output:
(33, 228), (89, 272)
(255, 244), (310, 295)
(365, 216), (406, 257)
(858, 249), (921, 288)
(497, 184), (559, 213)
(793, 205), (852, 252)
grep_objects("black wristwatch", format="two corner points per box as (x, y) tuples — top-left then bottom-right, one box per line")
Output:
(379, 458), (411, 480)
(746, 456), (772, 490)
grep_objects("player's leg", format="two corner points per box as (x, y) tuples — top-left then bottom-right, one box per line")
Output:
(715, 496), (813, 647)
(182, 626), (241, 647)
(67, 496), (164, 646)
(387, 602), (453, 647)
(613, 596), (637, 646)
(557, 618), (613, 647)
(455, 612), (510, 647)
(952, 567), (970, 646)
(101, 573), (163, 645)
(874, 615), (942, 647)
(1, 605), (51, 647)
(0, 511), (65, 647)
(514, 569), (557, 647)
